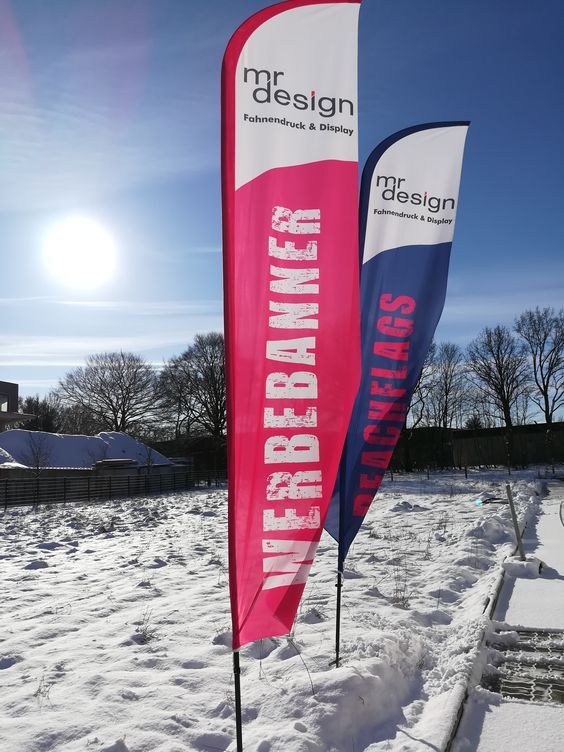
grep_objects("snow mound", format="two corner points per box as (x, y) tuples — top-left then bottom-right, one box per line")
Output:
(390, 500), (429, 513)
(502, 555), (542, 578)
(0, 447), (13, 464)
(0, 429), (171, 469)
(466, 515), (508, 544)
(0, 446), (26, 469)
(100, 740), (130, 752)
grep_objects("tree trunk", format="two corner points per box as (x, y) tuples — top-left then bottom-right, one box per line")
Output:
(403, 428), (413, 473)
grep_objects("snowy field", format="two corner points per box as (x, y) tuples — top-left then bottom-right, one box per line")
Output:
(0, 470), (546, 752)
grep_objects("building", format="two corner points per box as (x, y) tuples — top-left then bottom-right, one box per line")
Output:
(0, 381), (35, 430)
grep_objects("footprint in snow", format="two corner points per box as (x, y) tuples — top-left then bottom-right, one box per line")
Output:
(212, 631), (232, 648)
(146, 557), (167, 568)
(213, 700), (233, 719)
(429, 588), (459, 603)
(36, 541), (63, 551)
(170, 714), (195, 728)
(194, 732), (231, 751)
(391, 501), (414, 512)
(448, 573), (477, 590)
(181, 659), (206, 669)
(343, 568), (363, 579)
(455, 555), (490, 571)
(244, 637), (279, 658)
(413, 610), (452, 627)
(276, 641), (301, 661)
(120, 689), (138, 701)
(24, 560), (48, 570)
(429, 609), (452, 625)
(0, 655), (23, 670)
(365, 586), (384, 598)
(299, 608), (326, 624)
(99, 741), (130, 752)
(390, 501), (429, 512)
(364, 553), (384, 564)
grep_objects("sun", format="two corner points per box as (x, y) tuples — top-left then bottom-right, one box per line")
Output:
(42, 216), (118, 290)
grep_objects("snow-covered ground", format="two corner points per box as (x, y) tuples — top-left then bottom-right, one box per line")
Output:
(0, 470), (548, 751)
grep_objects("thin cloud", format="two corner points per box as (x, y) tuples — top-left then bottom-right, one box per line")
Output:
(14, 378), (63, 390)
(57, 299), (223, 316)
(0, 325), (224, 367)
(0, 296), (58, 306)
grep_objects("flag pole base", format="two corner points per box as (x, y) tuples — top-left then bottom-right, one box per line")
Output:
(335, 568), (343, 668)
(233, 650), (243, 751)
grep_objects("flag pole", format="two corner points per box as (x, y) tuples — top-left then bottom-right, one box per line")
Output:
(335, 556), (344, 668)
(232, 650), (243, 751)
(335, 444), (348, 668)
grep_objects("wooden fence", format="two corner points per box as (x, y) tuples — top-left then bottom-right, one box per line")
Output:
(0, 469), (226, 508)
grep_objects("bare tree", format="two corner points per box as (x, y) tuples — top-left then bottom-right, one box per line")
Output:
(402, 342), (437, 471)
(143, 444), (155, 473)
(466, 326), (530, 430)
(58, 352), (157, 434)
(513, 391), (532, 426)
(514, 307), (564, 424)
(427, 342), (466, 429)
(59, 403), (104, 436)
(158, 333), (226, 442)
(189, 332), (226, 441)
(406, 341), (437, 429)
(463, 387), (499, 429)
(22, 431), (52, 476)
(158, 351), (201, 439)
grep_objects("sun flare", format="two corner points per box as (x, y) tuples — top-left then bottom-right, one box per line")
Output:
(42, 216), (118, 290)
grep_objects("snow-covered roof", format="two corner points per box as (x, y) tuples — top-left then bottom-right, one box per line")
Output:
(0, 430), (171, 470)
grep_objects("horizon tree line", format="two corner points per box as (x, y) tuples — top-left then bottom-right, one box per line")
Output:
(10, 307), (564, 450)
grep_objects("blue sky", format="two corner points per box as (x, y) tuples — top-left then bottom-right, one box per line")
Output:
(1, 0), (563, 398)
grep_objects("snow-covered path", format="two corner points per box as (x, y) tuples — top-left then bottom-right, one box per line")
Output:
(452, 481), (564, 752)
(498, 481), (564, 629)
